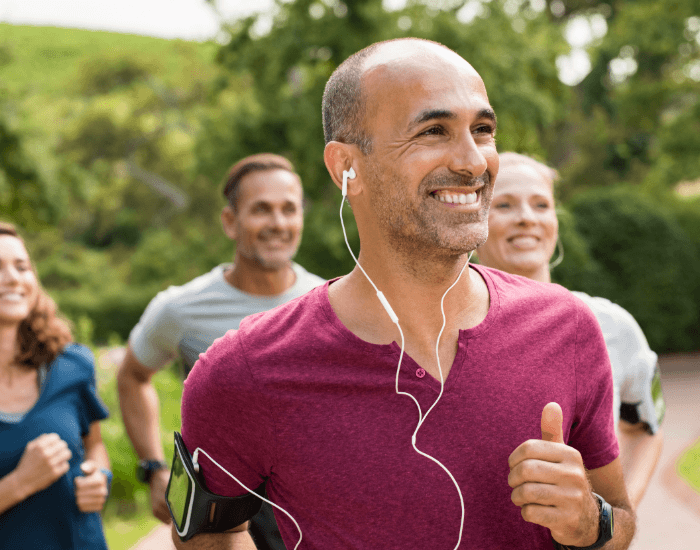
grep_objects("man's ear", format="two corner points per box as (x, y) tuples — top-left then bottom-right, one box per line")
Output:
(221, 205), (237, 241)
(324, 141), (363, 197)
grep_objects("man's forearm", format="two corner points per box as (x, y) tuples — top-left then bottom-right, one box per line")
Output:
(117, 369), (165, 460)
(172, 524), (256, 550)
(607, 504), (635, 549)
(556, 504), (635, 550)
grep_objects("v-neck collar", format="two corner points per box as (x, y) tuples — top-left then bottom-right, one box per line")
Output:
(319, 263), (500, 394)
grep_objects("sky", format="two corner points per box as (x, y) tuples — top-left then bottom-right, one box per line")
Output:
(0, 0), (273, 40)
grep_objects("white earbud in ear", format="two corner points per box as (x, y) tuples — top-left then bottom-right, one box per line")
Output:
(342, 167), (356, 196)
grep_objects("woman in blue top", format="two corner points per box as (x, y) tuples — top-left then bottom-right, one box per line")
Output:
(0, 222), (111, 549)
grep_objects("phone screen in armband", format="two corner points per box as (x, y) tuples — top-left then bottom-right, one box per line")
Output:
(167, 444), (193, 531)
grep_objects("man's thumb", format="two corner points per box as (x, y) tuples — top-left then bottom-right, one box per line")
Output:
(80, 460), (97, 475)
(541, 402), (564, 443)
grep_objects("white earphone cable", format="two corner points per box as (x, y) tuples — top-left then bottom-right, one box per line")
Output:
(340, 182), (471, 550)
(191, 447), (303, 550)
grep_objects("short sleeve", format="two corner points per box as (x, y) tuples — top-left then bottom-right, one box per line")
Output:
(568, 303), (620, 471)
(129, 287), (182, 370)
(67, 345), (109, 436)
(614, 307), (664, 433)
(181, 330), (274, 497)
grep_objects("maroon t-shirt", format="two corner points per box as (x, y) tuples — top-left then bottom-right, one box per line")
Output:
(182, 265), (618, 549)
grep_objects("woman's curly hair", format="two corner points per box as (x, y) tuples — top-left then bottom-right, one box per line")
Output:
(0, 222), (73, 369)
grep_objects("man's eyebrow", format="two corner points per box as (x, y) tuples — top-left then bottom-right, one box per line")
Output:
(407, 108), (498, 132)
(477, 108), (497, 129)
(407, 109), (456, 131)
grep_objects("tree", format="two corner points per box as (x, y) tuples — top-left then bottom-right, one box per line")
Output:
(0, 105), (65, 229)
(550, 0), (700, 197)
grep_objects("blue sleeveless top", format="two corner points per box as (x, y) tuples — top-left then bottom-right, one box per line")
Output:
(0, 344), (109, 549)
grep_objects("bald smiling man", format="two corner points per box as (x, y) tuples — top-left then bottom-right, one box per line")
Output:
(175, 39), (635, 550)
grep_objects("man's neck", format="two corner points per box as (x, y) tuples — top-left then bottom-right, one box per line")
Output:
(328, 249), (490, 378)
(225, 257), (297, 296)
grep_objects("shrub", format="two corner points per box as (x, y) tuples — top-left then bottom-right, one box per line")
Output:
(567, 187), (700, 353)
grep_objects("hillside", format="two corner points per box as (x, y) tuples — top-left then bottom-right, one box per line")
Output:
(0, 24), (218, 98)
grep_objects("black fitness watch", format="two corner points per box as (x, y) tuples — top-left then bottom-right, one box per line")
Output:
(136, 459), (168, 483)
(556, 492), (614, 550)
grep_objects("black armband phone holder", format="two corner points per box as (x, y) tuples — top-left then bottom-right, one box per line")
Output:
(166, 432), (265, 542)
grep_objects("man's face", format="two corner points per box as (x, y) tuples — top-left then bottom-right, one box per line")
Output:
(229, 169), (304, 271)
(357, 46), (498, 258)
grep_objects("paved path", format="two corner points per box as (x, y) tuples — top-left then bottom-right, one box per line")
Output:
(127, 353), (700, 549)
(629, 353), (700, 549)
(129, 524), (174, 550)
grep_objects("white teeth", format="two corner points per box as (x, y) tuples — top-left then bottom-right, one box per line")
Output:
(432, 191), (478, 205)
(0, 293), (23, 301)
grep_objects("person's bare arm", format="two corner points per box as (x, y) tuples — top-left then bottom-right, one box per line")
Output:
(75, 421), (111, 513)
(509, 403), (635, 549)
(117, 345), (171, 523)
(172, 522), (256, 550)
(617, 420), (664, 508)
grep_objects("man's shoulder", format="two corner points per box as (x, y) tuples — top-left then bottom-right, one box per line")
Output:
(237, 282), (327, 349)
(477, 264), (575, 304)
(140, 266), (230, 323)
(290, 262), (326, 293)
(156, 265), (227, 305)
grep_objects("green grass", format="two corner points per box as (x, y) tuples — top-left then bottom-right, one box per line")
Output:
(677, 438), (700, 494)
(0, 24), (218, 98)
(0, 23), (219, 146)
(104, 515), (161, 550)
(94, 346), (184, 550)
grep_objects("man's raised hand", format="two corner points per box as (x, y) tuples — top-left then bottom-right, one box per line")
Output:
(508, 402), (600, 547)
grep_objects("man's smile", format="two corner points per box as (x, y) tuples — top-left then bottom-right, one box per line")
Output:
(430, 188), (479, 205)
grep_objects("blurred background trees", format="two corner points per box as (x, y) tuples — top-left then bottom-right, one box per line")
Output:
(1, 0), (699, 352)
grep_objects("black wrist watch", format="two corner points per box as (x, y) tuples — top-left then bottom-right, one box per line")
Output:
(136, 459), (168, 484)
(556, 492), (614, 550)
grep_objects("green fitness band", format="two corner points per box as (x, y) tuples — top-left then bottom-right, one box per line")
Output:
(165, 432), (265, 542)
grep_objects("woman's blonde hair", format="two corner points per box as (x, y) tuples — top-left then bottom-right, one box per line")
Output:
(0, 222), (73, 369)
(498, 152), (559, 191)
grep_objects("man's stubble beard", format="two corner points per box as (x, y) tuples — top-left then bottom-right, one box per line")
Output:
(245, 229), (301, 272)
(365, 161), (493, 265)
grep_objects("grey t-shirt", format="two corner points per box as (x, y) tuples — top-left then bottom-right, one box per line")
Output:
(572, 291), (664, 433)
(129, 263), (325, 372)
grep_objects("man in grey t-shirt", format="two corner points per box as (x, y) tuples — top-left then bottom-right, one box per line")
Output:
(117, 153), (324, 549)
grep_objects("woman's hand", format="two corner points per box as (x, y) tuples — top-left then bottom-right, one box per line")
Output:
(14, 433), (72, 498)
(74, 460), (109, 513)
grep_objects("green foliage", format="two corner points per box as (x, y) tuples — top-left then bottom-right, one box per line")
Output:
(0, 108), (65, 229)
(77, 55), (153, 95)
(676, 436), (700, 494)
(568, 186), (700, 352)
(557, 0), (700, 192)
(94, 351), (183, 543)
(549, 206), (602, 291)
